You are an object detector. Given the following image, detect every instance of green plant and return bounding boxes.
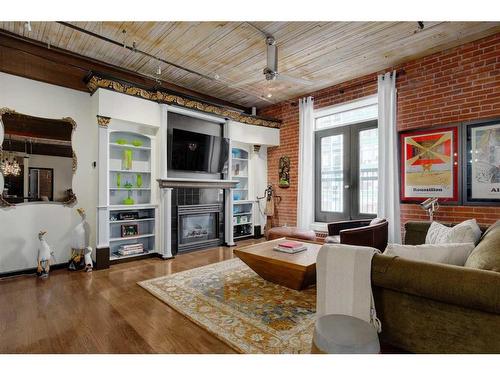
[116,138,127,145]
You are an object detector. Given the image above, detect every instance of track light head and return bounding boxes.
[25,21,32,32]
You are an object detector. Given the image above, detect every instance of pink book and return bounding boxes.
[279,241,303,249]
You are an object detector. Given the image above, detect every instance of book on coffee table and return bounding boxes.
[273,240,307,254]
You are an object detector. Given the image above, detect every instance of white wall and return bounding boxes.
[0,72,97,273]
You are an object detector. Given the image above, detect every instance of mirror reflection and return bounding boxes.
[0,110,76,205]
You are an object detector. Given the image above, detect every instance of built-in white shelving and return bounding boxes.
[231,143,254,240]
[105,130,158,261]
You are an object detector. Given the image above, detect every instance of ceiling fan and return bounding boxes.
[234,35,314,91]
[261,36,313,86]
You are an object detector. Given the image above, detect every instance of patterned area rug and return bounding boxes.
[138,258,316,353]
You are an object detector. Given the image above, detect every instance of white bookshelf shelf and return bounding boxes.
[109,233,155,242]
[109,188,151,191]
[110,218,155,224]
[110,143,152,151]
[110,249,153,261]
[110,169,151,174]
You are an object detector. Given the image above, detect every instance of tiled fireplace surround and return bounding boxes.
[171,188,225,254]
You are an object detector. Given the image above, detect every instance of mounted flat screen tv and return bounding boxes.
[170,128,229,174]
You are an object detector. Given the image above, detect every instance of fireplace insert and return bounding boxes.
[177,203,223,252]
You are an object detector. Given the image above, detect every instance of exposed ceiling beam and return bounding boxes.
[0,29,249,112]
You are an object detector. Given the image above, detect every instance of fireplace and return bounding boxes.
[170,187,225,254]
[177,204,222,252]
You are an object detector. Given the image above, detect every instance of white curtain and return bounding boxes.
[297,96,315,230]
[377,72,402,243]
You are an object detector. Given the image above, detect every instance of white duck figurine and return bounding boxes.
[70,208,93,272]
[37,231,54,278]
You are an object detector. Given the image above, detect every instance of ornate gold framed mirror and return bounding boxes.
[0,108,77,207]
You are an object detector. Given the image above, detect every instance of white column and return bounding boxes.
[97,122,110,249]
[159,187,174,259]
[225,188,235,246]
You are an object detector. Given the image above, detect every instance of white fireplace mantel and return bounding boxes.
[157,178,239,189]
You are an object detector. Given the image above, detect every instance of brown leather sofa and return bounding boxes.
[325,218,388,251]
[371,220,500,353]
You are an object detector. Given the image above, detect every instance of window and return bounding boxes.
[314,97,378,222]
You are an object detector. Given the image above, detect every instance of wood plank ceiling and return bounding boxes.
[1,21,499,108]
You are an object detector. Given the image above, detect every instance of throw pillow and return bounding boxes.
[425,219,482,245]
[465,220,500,272]
[384,243,476,266]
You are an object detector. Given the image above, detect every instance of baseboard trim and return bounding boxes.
[0,262,69,279]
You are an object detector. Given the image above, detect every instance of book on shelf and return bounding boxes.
[118,243,144,255]
[273,241,307,254]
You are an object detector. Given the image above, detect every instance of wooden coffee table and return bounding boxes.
[233,238,322,290]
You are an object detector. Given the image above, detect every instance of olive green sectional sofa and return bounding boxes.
[371,220,500,353]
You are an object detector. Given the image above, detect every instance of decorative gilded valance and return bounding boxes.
[85,74,281,129]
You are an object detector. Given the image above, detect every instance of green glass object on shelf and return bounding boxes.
[116,138,127,145]
[116,173,121,188]
[131,140,143,147]
[123,190,135,205]
[136,174,143,188]
[123,149,133,170]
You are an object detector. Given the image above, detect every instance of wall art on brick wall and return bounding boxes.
[400,126,460,203]
[279,156,291,188]
[462,119,500,205]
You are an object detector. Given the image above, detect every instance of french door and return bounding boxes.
[315,120,378,222]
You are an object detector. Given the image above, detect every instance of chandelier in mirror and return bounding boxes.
[1,138,21,177]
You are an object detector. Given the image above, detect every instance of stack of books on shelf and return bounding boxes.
[118,243,144,256]
[273,241,307,254]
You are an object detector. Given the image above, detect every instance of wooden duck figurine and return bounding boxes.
[37,231,53,278]
[69,208,93,272]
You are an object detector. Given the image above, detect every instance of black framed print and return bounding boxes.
[462,118,500,205]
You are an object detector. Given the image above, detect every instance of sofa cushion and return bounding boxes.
[425,219,481,245]
[384,243,475,266]
[465,220,500,272]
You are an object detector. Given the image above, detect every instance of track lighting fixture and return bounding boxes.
[418,21,424,30]
[25,21,32,32]
[122,29,127,48]
[266,93,272,98]
[156,65,162,75]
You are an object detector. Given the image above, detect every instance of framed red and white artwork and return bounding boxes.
[400,126,460,203]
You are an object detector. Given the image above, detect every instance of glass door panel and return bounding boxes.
[320,134,344,212]
[358,128,378,215]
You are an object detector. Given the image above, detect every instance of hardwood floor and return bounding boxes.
[0,238,263,353]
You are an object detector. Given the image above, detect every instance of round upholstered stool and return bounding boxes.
[266,226,316,242]
[311,314,380,354]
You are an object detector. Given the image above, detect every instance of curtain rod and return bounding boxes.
[288,68,405,106]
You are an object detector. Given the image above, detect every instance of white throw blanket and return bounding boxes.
[316,244,382,332]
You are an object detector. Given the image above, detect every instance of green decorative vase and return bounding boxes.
[123,190,135,205]
[123,149,133,170]
[136,174,143,188]
[116,173,121,188]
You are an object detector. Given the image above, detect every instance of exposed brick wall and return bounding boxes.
[260,32,500,232]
